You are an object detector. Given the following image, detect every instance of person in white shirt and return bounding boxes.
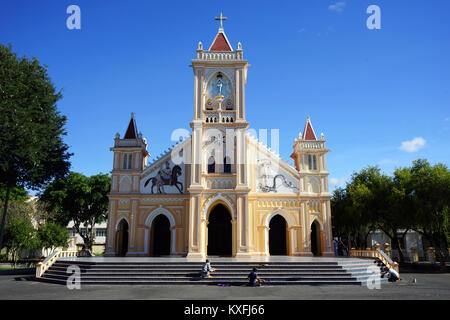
[382,266,400,282]
[201,259,215,278]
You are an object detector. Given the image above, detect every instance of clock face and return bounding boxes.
[208,73,231,100]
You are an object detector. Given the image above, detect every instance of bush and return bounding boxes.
[38,221,69,255]
[3,217,40,267]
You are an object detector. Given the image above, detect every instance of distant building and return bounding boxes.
[67,221,107,255]
[368,230,426,261]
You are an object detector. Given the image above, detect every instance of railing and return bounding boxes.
[196,51,243,61]
[203,174,236,190]
[114,138,146,148]
[35,249,78,278]
[295,141,325,150]
[350,249,400,275]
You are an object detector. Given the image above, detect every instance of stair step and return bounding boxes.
[39,258,385,286]
[39,277,375,286]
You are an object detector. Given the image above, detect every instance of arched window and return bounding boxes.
[307,154,317,171]
[123,153,132,169]
[224,157,231,173]
[208,156,215,173]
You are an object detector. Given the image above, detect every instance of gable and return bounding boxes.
[247,135,299,194]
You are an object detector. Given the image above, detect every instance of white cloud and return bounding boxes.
[297,28,306,33]
[328,2,346,13]
[398,137,426,153]
[330,177,347,189]
[377,159,398,165]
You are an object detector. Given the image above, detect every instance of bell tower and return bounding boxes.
[187,13,251,258]
[189,13,250,191]
[110,113,149,194]
[290,116,334,256]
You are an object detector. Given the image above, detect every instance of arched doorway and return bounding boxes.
[116,219,129,257]
[269,215,287,255]
[207,204,232,256]
[151,214,171,256]
[311,220,322,256]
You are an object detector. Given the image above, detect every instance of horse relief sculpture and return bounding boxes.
[144,161,183,194]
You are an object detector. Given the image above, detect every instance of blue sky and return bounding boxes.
[1,0,449,192]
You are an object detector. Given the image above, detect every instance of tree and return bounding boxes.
[40,172,111,251]
[0,44,72,251]
[3,217,40,267]
[0,184,28,203]
[332,187,373,253]
[332,160,449,264]
[407,159,450,265]
[348,167,412,262]
[37,221,69,256]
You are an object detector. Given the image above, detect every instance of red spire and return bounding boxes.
[210,33,232,51]
[302,117,317,141]
[124,113,138,139]
[209,13,232,51]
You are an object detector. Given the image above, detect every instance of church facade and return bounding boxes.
[104,16,334,258]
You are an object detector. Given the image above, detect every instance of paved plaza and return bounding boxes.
[1,270,449,300]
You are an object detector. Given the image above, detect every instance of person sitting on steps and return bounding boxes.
[381,265,401,282]
[248,267,264,286]
[201,259,215,278]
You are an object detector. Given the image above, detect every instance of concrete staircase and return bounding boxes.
[37,258,387,286]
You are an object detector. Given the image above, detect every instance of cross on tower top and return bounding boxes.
[215,12,227,31]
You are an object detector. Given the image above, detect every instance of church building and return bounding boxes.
[104,14,334,258]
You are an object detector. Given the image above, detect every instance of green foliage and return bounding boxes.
[0,185,28,202]
[3,217,40,267]
[1,199,33,226]
[0,44,72,190]
[0,44,72,250]
[40,172,111,250]
[332,159,450,263]
[405,160,450,262]
[38,221,69,252]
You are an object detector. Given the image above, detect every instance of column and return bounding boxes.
[187,194,204,258]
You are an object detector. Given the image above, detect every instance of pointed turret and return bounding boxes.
[110,113,149,193]
[291,116,329,172]
[210,33,233,51]
[302,116,317,141]
[209,12,233,51]
[124,112,138,139]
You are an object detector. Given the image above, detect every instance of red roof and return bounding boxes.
[210,33,232,51]
[124,117,138,139]
[302,120,317,141]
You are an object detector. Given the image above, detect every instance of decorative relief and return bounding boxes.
[308,200,321,213]
[142,160,184,194]
[256,199,300,208]
[257,159,299,193]
[119,175,132,193]
[141,198,184,206]
[307,176,321,194]
[201,192,235,212]
[204,68,235,89]
[118,199,130,210]
[206,177,234,189]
